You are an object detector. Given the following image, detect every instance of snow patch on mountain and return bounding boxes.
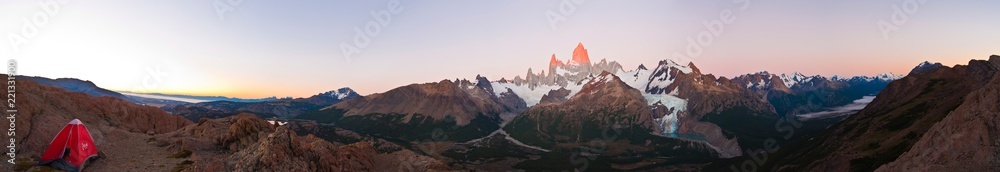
[618,65,688,135]
[649,71,678,89]
[913,61,944,71]
[554,67,580,76]
[491,82,584,107]
[590,72,614,84]
[660,59,694,74]
[875,72,904,81]
[616,67,653,91]
[746,78,768,89]
[321,88,358,99]
[832,73,904,82]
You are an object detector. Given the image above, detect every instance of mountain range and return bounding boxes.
[121,91,279,103]
[7,44,997,171]
[295,43,916,170]
[165,87,361,121]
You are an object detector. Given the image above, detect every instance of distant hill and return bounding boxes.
[119,91,278,103]
[22,76,139,103]
[165,87,362,121]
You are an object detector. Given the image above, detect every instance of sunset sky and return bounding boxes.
[2,0,998,98]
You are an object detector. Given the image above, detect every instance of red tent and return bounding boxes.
[38,119,99,172]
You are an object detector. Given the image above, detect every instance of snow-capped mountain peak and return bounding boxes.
[909,61,945,75]
[319,87,359,99]
[656,59,695,74]
[779,72,815,88]
[491,43,625,107]
[875,72,904,81]
[588,72,614,85]
[916,61,934,68]
[568,42,591,66]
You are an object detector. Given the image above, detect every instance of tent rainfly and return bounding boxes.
[38,119,100,172]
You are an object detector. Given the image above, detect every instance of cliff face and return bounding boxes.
[879,58,1000,171]
[570,42,591,65]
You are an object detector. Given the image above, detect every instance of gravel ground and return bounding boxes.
[28,127,189,172]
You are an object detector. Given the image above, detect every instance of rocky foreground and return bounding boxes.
[157,113,449,171]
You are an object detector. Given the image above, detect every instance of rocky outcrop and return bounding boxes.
[372,148,453,171]
[496,88,528,113]
[157,114,447,171]
[537,88,570,104]
[991,55,1000,68]
[161,113,273,153]
[570,42,591,65]
[226,127,376,171]
[548,54,564,76]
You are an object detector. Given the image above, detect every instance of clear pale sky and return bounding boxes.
[2,0,998,98]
